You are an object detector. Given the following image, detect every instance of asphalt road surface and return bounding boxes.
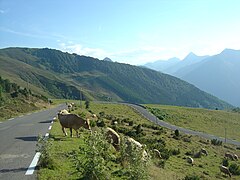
[0,104,65,180]
[125,103,240,146]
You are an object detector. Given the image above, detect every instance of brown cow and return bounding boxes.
[58,112,91,137]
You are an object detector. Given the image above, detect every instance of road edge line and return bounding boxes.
[25,152,41,175]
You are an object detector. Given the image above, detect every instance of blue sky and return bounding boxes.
[0,0,240,65]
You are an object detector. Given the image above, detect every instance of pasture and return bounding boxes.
[38,102,240,179]
[146,104,240,142]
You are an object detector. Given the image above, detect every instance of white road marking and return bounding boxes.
[48,126,52,130]
[8,118,14,121]
[25,152,41,175]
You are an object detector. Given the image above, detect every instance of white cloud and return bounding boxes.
[57,36,240,66]
[58,41,175,65]
[58,40,166,64]
[59,42,109,60]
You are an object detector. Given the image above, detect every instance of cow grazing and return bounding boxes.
[58,112,91,137]
[219,165,231,177]
[233,154,238,161]
[201,148,208,156]
[225,152,234,160]
[153,149,162,159]
[186,156,194,166]
[106,127,120,151]
[126,137,148,159]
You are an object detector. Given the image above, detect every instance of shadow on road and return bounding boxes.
[39,119,53,123]
[0,167,27,173]
[15,136,38,141]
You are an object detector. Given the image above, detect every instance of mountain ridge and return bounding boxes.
[144,48,240,106]
[0,47,233,109]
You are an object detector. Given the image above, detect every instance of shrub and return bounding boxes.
[10,91,19,98]
[71,130,112,179]
[128,121,134,126]
[99,111,105,117]
[185,151,194,156]
[37,135,54,169]
[222,158,229,167]
[171,148,180,156]
[160,148,171,160]
[97,119,106,127]
[183,137,191,143]
[90,119,96,127]
[120,137,150,180]
[85,100,90,109]
[174,129,180,137]
[153,130,162,135]
[135,124,143,134]
[184,174,200,180]
[155,159,165,168]
[229,163,240,175]
[211,139,222,146]
[126,130,137,138]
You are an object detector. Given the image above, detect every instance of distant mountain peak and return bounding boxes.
[184,52,197,59]
[220,48,240,55]
[103,57,112,62]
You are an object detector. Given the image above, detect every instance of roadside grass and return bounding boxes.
[38,102,240,180]
[0,95,50,122]
[146,104,240,141]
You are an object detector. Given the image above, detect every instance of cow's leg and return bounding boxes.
[75,129,79,137]
[62,127,67,136]
[70,128,73,137]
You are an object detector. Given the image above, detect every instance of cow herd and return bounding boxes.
[56,103,239,178]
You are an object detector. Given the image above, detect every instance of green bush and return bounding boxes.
[155,159,165,168]
[229,163,240,175]
[37,135,54,169]
[211,139,222,146]
[97,119,106,127]
[90,119,96,127]
[85,100,90,109]
[184,174,200,180]
[128,121,134,126]
[171,148,180,156]
[174,129,180,137]
[99,111,105,117]
[71,130,112,180]
[222,158,229,167]
[120,137,150,180]
[135,124,143,134]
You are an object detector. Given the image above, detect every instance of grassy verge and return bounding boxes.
[0,95,50,121]
[38,102,240,180]
[146,104,240,141]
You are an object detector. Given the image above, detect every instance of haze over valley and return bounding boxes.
[144,49,240,107]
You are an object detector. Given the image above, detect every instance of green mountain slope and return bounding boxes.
[0,47,233,109]
[0,76,49,121]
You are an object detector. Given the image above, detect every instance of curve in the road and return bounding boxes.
[124,103,240,146]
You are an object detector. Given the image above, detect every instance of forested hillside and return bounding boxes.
[0,76,49,121]
[0,47,233,109]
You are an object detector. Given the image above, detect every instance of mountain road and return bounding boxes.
[124,103,240,146]
[0,104,65,180]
